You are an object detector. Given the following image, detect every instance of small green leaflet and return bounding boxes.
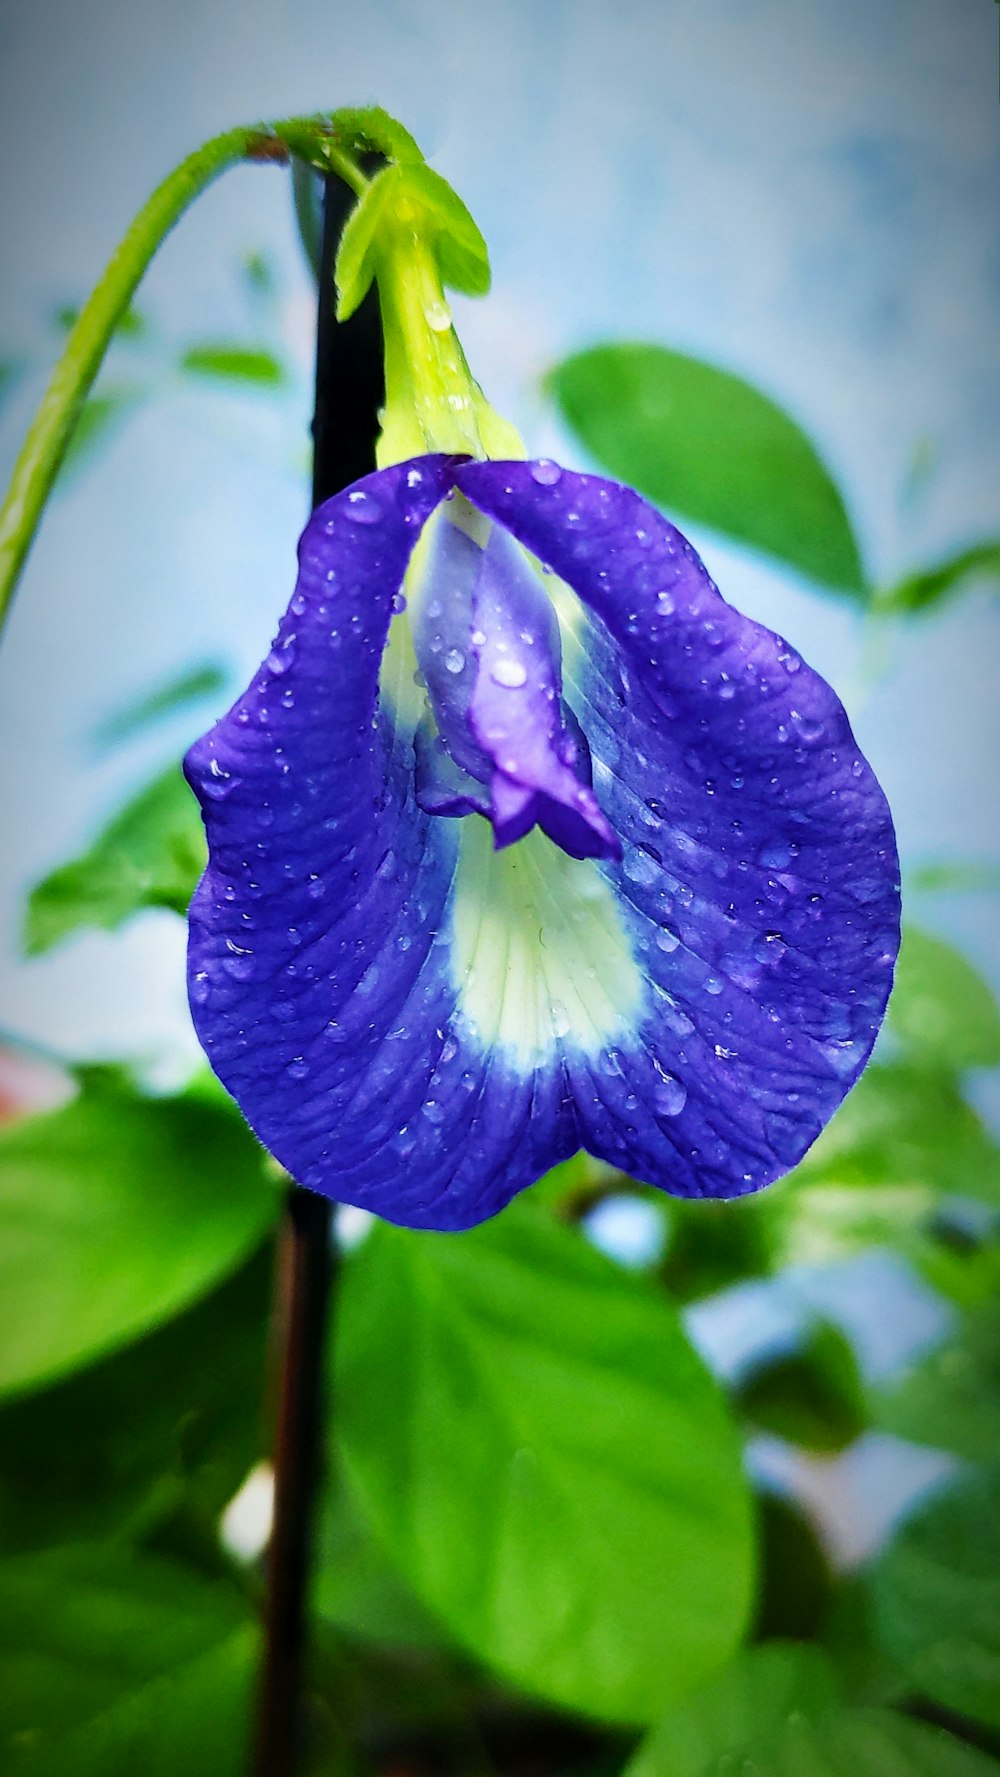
[178,342,286,386]
[24,763,206,955]
[880,539,1000,616]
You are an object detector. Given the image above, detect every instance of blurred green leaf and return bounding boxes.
[890,927,1000,1071]
[752,1491,836,1643]
[179,342,286,386]
[240,250,275,296]
[336,1199,754,1725]
[0,1070,280,1397]
[0,359,19,406]
[0,1545,255,1776]
[659,1191,775,1302]
[23,763,206,955]
[57,385,145,483]
[549,344,866,597]
[91,662,228,751]
[881,539,1000,616]
[872,1465,1000,1731]
[736,1320,867,1453]
[0,1244,271,1553]
[870,1302,1000,1465]
[910,860,1000,896]
[55,304,147,339]
[789,1062,1000,1205]
[624,1641,840,1777]
[315,1465,451,1651]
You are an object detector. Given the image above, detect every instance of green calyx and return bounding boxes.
[323,112,523,464]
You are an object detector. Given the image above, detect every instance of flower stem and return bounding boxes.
[0,115,368,638]
[251,168,383,1777]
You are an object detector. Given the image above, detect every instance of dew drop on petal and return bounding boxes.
[530,459,562,486]
[654,1071,687,1116]
[490,657,528,688]
[444,647,465,674]
[345,489,382,524]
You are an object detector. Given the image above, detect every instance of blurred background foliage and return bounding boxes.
[0,206,998,1774]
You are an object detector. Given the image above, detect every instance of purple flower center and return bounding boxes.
[411,498,620,862]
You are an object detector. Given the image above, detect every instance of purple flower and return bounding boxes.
[185,455,900,1231]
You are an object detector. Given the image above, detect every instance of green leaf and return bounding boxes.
[0,359,19,406]
[910,859,1000,896]
[335,162,490,321]
[889,927,1000,1071]
[23,763,206,955]
[549,344,866,597]
[870,1301,1000,1465]
[178,342,286,386]
[57,385,144,483]
[0,1545,255,1776]
[881,539,1000,616]
[624,1641,841,1777]
[871,1464,1000,1730]
[752,1492,836,1642]
[55,304,147,340]
[315,1465,451,1651]
[0,1070,279,1397]
[91,662,228,750]
[789,1062,1000,1205]
[0,1244,271,1553]
[330,103,424,164]
[336,1199,754,1725]
[736,1320,867,1453]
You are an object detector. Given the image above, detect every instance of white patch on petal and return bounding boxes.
[449,817,644,1067]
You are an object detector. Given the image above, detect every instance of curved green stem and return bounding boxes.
[0,116,365,636]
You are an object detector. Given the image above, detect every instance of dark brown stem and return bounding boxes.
[251,168,384,1777]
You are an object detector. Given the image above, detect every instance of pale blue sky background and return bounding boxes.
[0,0,998,1080]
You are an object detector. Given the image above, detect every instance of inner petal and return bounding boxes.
[412,502,619,862]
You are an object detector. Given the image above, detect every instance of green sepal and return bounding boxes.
[335,161,490,322]
[328,104,423,163]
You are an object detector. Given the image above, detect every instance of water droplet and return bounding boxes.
[530,458,562,486]
[623,848,658,887]
[655,927,680,953]
[391,591,408,615]
[444,647,465,674]
[550,1001,571,1039]
[490,657,528,688]
[191,971,210,1004]
[286,1057,310,1081]
[423,1098,445,1124]
[424,299,452,332]
[345,489,381,524]
[654,1071,687,1116]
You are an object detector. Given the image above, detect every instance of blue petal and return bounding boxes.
[185,458,579,1229]
[456,459,901,1197]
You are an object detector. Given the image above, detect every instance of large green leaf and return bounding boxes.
[0,1244,271,1553]
[889,927,1000,1071]
[870,1302,1000,1465]
[549,344,866,597]
[624,1642,840,1777]
[23,763,206,954]
[315,1465,450,1651]
[0,1545,255,1776]
[0,1070,280,1397]
[871,1464,1000,1731]
[335,1200,754,1725]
